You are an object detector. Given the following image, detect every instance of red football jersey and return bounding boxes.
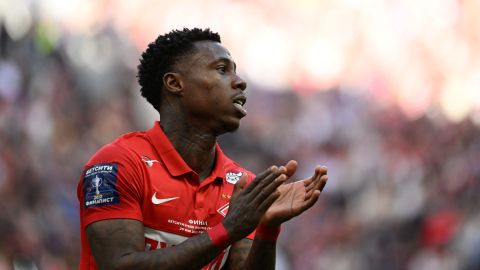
[77,122,255,270]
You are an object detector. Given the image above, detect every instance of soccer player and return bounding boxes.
[77,28,328,270]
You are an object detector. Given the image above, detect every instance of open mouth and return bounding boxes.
[233,96,247,116]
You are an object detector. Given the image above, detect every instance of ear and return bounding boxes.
[163,72,184,95]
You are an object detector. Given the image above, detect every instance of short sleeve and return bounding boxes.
[77,143,144,228]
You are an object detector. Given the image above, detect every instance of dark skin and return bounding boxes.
[86,40,328,270]
[226,161,327,270]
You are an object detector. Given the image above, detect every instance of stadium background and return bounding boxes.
[1,0,479,269]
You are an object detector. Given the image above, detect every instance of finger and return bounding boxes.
[243,166,278,194]
[300,190,321,212]
[304,168,320,194]
[284,160,298,177]
[302,178,313,186]
[252,173,287,204]
[294,165,327,204]
[302,179,313,196]
[309,165,327,183]
[308,173,327,191]
[232,174,248,198]
[312,173,328,191]
[305,166,327,192]
[316,165,328,175]
[319,175,328,191]
[305,166,327,199]
[257,188,281,214]
[250,166,282,194]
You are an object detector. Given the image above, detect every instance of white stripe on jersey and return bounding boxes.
[144,227,231,270]
[144,227,189,246]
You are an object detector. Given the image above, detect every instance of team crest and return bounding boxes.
[217,203,229,217]
[225,171,243,184]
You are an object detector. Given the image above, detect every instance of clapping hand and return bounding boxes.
[261,160,328,227]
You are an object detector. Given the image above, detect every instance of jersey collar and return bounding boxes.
[146,122,226,181]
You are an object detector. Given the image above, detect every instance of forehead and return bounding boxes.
[188,41,233,64]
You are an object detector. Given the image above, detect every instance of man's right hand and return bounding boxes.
[222,166,287,241]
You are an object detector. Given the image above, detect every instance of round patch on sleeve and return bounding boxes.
[83,163,120,208]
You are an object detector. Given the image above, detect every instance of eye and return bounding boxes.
[216,65,227,74]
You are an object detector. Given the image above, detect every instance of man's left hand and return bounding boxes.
[260,160,328,227]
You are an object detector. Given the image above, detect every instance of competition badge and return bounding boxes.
[83,163,120,208]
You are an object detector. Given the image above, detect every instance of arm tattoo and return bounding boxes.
[223,239,252,270]
[243,237,277,270]
[87,219,222,270]
[224,237,276,270]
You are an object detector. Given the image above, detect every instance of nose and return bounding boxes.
[232,74,247,91]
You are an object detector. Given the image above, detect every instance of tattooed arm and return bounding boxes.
[223,238,276,270]
[87,219,221,270]
[223,239,253,270]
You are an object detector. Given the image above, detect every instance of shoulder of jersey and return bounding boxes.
[87,131,150,163]
[112,131,153,154]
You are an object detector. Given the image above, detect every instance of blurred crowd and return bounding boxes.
[225,89,480,270]
[1,7,480,270]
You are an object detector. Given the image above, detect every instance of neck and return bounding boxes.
[159,115,217,181]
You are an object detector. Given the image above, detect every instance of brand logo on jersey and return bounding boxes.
[217,203,229,217]
[225,171,243,184]
[142,155,160,167]
[151,192,179,205]
[83,163,119,208]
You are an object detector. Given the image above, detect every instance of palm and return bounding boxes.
[262,181,309,225]
[260,162,327,227]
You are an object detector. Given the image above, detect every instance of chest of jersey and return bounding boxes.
[140,158,233,238]
[139,158,235,270]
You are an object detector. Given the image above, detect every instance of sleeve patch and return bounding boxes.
[83,163,120,208]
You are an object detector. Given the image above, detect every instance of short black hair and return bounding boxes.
[137,28,221,111]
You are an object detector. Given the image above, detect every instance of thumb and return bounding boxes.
[232,173,248,198]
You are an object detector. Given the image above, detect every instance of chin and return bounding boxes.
[220,119,241,134]
[224,122,241,133]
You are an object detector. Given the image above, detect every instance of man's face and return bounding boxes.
[176,41,247,135]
